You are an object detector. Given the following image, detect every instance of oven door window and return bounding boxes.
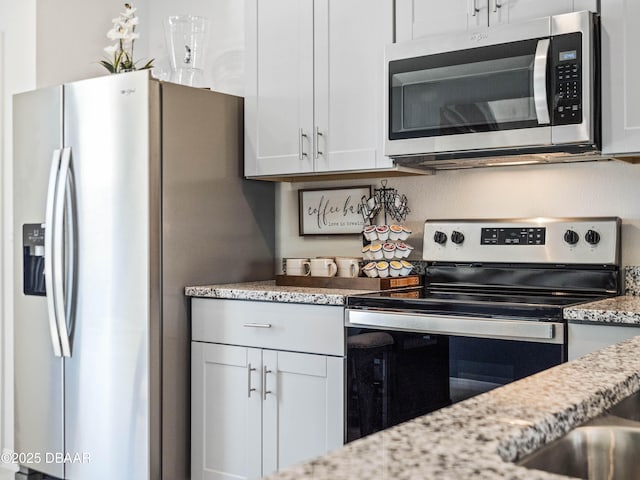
[389,39,546,139]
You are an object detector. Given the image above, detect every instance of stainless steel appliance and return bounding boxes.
[385,11,600,169]
[13,71,275,480]
[345,218,620,442]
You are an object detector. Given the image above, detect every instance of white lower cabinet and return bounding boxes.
[568,323,640,361]
[191,299,344,480]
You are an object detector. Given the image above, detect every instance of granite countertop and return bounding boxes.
[267,336,640,480]
[564,295,640,325]
[185,280,368,306]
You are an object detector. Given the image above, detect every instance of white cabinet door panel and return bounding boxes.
[410,0,483,39]
[490,0,575,26]
[192,343,262,480]
[262,350,344,476]
[314,0,393,172]
[245,0,314,176]
[601,0,640,155]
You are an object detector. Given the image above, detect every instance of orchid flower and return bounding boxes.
[99,3,153,74]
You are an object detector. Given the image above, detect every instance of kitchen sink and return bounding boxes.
[518,390,640,479]
[518,425,640,479]
[607,390,640,422]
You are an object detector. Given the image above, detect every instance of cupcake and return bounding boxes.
[389,260,403,277]
[389,224,403,241]
[376,261,390,278]
[376,225,390,241]
[400,226,412,241]
[382,242,396,259]
[363,262,378,278]
[363,225,377,241]
[370,243,383,260]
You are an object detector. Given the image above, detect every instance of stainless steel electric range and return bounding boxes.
[345,217,621,442]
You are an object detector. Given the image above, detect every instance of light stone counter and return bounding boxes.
[266,336,640,480]
[185,280,369,306]
[564,295,640,325]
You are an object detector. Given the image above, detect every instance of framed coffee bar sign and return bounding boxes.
[298,186,371,236]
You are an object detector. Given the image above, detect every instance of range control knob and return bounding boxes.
[433,231,448,245]
[585,229,601,245]
[564,229,580,245]
[451,231,465,245]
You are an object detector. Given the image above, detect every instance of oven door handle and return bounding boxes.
[533,38,551,125]
[346,310,562,344]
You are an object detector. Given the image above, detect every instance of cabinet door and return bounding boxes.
[192,343,262,480]
[396,0,486,41]
[262,350,344,476]
[601,0,640,156]
[489,0,575,26]
[313,0,394,172]
[245,0,314,176]
[568,324,640,361]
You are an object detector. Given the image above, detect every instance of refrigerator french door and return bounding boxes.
[14,71,156,480]
[13,71,275,479]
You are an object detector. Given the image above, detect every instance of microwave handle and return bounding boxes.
[533,38,551,125]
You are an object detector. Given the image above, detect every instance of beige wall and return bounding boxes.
[276,160,640,272]
[35,0,134,88]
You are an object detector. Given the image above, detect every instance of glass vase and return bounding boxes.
[164,15,210,87]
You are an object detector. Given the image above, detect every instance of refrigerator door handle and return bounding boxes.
[54,147,73,357]
[44,149,63,357]
[64,148,78,355]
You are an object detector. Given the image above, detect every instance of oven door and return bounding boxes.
[345,309,566,442]
[384,11,595,159]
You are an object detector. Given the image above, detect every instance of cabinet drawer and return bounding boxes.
[192,298,344,356]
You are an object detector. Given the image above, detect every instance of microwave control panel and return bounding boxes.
[551,33,583,126]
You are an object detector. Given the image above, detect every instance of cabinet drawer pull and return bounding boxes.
[243,323,272,328]
[247,363,257,398]
[493,0,501,12]
[263,366,273,400]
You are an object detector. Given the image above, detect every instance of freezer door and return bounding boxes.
[13,86,65,478]
[62,71,152,479]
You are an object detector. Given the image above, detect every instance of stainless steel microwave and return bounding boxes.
[385,11,599,169]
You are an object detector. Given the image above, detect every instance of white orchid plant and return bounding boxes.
[100,3,153,73]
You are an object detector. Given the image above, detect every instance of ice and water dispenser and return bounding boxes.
[23,224,46,296]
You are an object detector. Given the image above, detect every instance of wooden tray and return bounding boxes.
[275,274,421,290]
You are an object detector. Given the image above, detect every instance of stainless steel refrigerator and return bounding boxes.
[13,71,275,480]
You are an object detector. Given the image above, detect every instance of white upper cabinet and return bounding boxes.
[245,0,315,176]
[397,0,599,41]
[313,0,393,172]
[245,0,393,177]
[489,0,578,27]
[396,0,484,41]
[601,0,640,156]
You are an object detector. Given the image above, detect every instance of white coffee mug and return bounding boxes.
[336,258,360,278]
[285,258,310,276]
[310,258,337,277]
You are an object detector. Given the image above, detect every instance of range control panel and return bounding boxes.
[423,218,620,265]
[481,227,546,246]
